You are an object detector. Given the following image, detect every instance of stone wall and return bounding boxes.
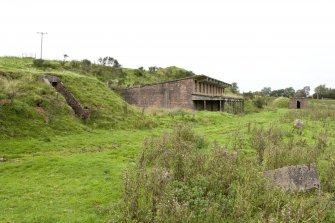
[124,78,195,109]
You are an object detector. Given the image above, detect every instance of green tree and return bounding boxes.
[303,86,310,97]
[270,89,285,97]
[148,66,158,73]
[81,59,92,72]
[98,56,121,68]
[261,87,271,96]
[230,82,239,94]
[295,89,305,97]
[283,87,295,97]
[314,84,327,99]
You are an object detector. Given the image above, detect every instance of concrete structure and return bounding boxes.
[289,97,307,109]
[124,75,244,113]
[41,75,90,119]
[264,164,320,192]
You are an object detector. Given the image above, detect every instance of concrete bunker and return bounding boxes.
[124,75,244,113]
[289,97,307,109]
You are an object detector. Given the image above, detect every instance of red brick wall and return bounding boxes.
[124,79,195,109]
[289,98,308,109]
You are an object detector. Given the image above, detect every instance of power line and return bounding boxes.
[37,32,48,59]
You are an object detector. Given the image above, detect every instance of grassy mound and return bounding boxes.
[271,97,289,108]
[0,57,153,139]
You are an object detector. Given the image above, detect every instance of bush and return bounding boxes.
[0,78,22,103]
[253,96,267,108]
[244,100,259,113]
[32,59,44,68]
[69,60,81,69]
[32,59,58,69]
[271,97,289,108]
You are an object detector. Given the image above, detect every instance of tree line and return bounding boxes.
[230,84,335,100]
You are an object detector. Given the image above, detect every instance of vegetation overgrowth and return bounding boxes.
[1,57,335,222]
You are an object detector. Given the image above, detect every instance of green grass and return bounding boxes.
[1,57,335,222]
[0,129,154,222]
[0,57,149,139]
[2,104,335,222]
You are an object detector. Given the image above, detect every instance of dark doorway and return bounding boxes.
[297,101,301,109]
[193,101,204,111]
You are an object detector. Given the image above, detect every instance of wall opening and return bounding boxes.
[297,100,301,109]
[194,101,204,110]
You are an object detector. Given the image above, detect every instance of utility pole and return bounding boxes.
[37,32,47,59]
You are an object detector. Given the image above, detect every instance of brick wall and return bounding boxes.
[124,78,195,109]
[289,98,308,109]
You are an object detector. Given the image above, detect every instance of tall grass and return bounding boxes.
[111,124,335,222]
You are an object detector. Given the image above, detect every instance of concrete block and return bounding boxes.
[264,164,320,192]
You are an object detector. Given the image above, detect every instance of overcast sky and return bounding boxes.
[1,0,334,92]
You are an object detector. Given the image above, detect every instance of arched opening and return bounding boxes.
[297,100,301,109]
[51,81,58,87]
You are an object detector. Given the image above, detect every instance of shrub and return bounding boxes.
[271,97,289,108]
[243,100,259,113]
[253,96,267,108]
[32,59,57,69]
[32,59,44,68]
[0,78,22,103]
[69,60,81,69]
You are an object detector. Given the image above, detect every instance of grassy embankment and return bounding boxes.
[1,57,335,222]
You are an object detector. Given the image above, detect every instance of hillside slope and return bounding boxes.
[0,57,151,139]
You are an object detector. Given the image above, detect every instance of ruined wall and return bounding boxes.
[124,79,195,109]
[289,97,308,109]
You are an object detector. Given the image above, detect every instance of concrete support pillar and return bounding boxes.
[240,100,243,113]
[204,100,206,111]
[236,101,238,113]
[231,101,233,113]
[240,100,242,113]
[219,100,222,112]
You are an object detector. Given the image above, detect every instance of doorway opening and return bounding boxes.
[297,100,301,109]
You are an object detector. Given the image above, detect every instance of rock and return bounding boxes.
[0,157,7,162]
[294,119,304,129]
[264,163,320,192]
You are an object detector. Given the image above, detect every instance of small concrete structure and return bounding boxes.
[289,97,307,109]
[264,164,320,192]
